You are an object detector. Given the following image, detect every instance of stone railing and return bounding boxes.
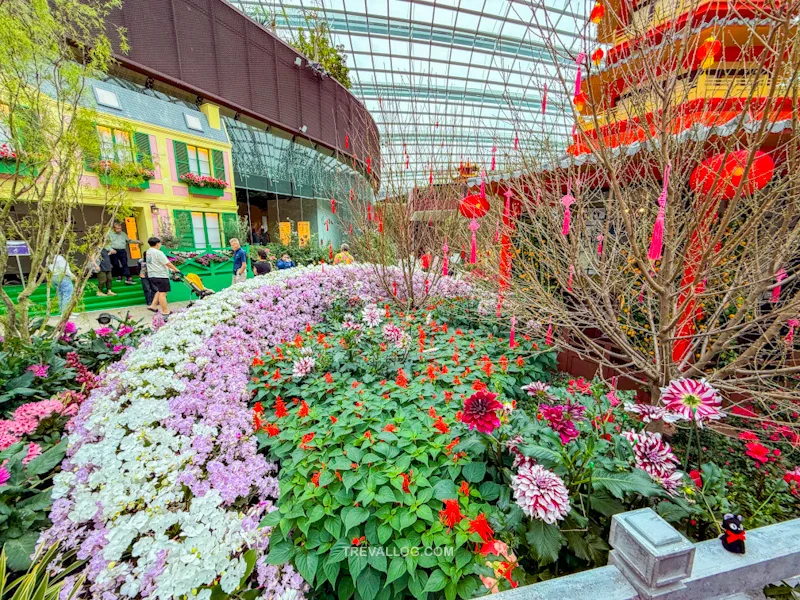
[494,508,800,600]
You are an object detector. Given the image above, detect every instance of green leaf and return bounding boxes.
[260,510,282,528]
[461,462,486,483]
[25,440,66,477]
[592,468,661,500]
[357,567,382,600]
[3,531,39,572]
[344,507,370,532]
[375,486,397,504]
[656,500,691,523]
[432,480,458,501]
[525,520,564,565]
[564,531,609,566]
[377,522,393,544]
[444,580,458,600]
[325,517,342,539]
[338,576,355,600]
[17,491,53,512]
[423,568,447,593]
[295,550,319,586]
[348,551,368,581]
[385,556,406,587]
[478,481,501,501]
[457,576,479,599]
[519,444,561,467]
[368,550,387,573]
[323,556,341,587]
[455,548,472,570]
[265,540,294,565]
[416,504,434,522]
[589,491,626,517]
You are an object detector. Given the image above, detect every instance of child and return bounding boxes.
[276,253,296,270]
[91,246,115,297]
[139,250,155,306]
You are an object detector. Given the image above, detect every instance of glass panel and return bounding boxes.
[97,126,115,160]
[113,129,132,163]
[187,145,199,175]
[197,148,211,176]
[205,213,222,248]
[191,212,207,248]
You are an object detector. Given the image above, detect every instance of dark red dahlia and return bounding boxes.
[461,391,503,434]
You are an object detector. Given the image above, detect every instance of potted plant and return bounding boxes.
[179,172,227,197]
[97,159,155,189]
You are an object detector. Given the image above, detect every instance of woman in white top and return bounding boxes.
[48,254,75,314]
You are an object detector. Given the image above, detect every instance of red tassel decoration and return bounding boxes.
[405,156,409,169]
[514,133,519,150]
[509,316,517,348]
[392,281,397,296]
[378,218,384,234]
[345,133,349,149]
[367,203,373,222]
[429,169,433,185]
[496,294,503,317]
[480,169,486,200]
[328,244,333,261]
[491,145,497,171]
[596,234,604,255]
[542,83,547,114]
[787,319,799,346]
[325,219,329,232]
[494,224,500,243]
[366,156,371,174]
[574,53,586,97]
[648,163,671,261]
[442,242,449,276]
[425,279,430,294]
[330,197,336,214]
[349,223,353,235]
[561,191,575,236]
[545,322,553,346]
[638,282,646,303]
[469,218,480,264]
[567,265,574,292]
[772,268,787,303]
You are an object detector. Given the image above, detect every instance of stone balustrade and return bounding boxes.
[493,508,800,600]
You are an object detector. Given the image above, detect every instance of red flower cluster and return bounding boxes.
[433,417,449,434]
[401,471,412,493]
[299,400,309,417]
[275,397,288,418]
[300,432,315,450]
[461,391,503,434]
[439,498,464,528]
[383,423,397,432]
[396,368,409,388]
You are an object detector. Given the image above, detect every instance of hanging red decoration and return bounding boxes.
[367,203,373,222]
[514,133,519,150]
[573,91,588,112]
[405,156,409,169]
[429,169,434,185]
[491,145,497,171]
[772,268,787,303]
[574,53,585,97]
[349,223,353,235]
[330,197,336,214]
[591,48,604,66]
[786,319,799,346]
[567,265,575,292]
[425,279,430,294]
[509,316,517,348]
[366,156,372,174]
[392,281,397,296]
[542,83,548,114]
[561,190,575,236]
[469,219,480,264]
[344,133,349,149]
[378,217,384,234]
[545,322,553,346]
[648,163,671,261]
[329,244,333,261]
[442,241,449,276]
[459,194,490,219]
[325,219,329,232]
[590,2,605,24]
[596,234,604,255]
[689,150,774,200]
[692,35,722,70]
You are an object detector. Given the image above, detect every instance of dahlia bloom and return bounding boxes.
[361,303,383,328]
[660,378,725,427]
[382,323,409,348]
[622,430,681,492]
[539,403,585,445]
[0,467,9,486]
[624,402,667,423]
[745,441,770,465]
[512,463,570,524]
[292,357,316,379]
[461,391,503,434]
[521,381,555,402]
[506,435,531,468]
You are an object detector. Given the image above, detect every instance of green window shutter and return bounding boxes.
[134,132,152,163]
[173,209,195,249]
[173,140,190,177]
[211,149,225,180]
[221,213,239,244]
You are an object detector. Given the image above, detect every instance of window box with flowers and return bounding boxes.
[96,159,155,190]
[0,143,35,176]
[180,172,227,197]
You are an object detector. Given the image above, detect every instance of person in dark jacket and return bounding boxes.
[91,246,115,296]
[253,249,272,276]
[139,251,155,306]
[276,253,296,270]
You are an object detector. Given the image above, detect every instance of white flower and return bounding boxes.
[512,464,570,524]
[361,303,382,327]
[292,357,316,379]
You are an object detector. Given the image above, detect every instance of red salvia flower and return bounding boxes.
[481,355,493,377]
[352,536,366,546]
[272,368,282,381]
[253,402,264,414]
[294,334,303,347]
[452,350,460,366]
[445,437,460,455]
[428,406,438,418]
[401,471,412,493]
[265,423,280,437]
[311,471,320,487]
[516,356,524,367]
[324,372,334,384]
[453,375,462,385]
[364,431,372,440]
[427,364,437,381]
[444,390,453,402]
[383,423,397,432]
[300,432,315,449]
[499,356,509,372]
[396,368,409,387]
[299,400,309,418]
[459,481,470,496]
[472,380,488,392]
[434,417,450,434]
[330,415,338,424]
[253,411,263,431]
[275,397,288,419]
[252,356,264,367]
[468,513,494,542]
[439,498,464,528]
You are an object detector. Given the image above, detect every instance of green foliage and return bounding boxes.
[0,544,85,600]
[251,233,332,267]
[291,14,351,89]
[68,314,148,371]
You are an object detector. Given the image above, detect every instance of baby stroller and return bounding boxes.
[171,271,214,307]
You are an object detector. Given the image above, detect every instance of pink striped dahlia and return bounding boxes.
[521,381,556,402]
[461,391,503,434]
[622,430,681,491]
[660,378,724,427]
[511,463,570,524]
[624,402,667,424]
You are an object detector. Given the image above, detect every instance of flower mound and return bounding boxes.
[512,464,570,524]
[42,265,468,600]
[660,378,725,427]
[461,390,503,433]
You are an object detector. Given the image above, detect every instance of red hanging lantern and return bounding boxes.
[366,156,372,174]
[694,35,722,70]
[590,2,605,24]
[459,194,490,219]
[591,48,604,66]
[689,150,774,200]
[573,91,588,112]
[344,133,349,149]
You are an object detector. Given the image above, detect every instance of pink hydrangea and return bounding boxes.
[512,463,571,524]
[26,364,49,378]
[22,442,42,465]
[660,378,725,428]
[0,467,9,486]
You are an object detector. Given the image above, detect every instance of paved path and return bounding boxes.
[51,302,191,332]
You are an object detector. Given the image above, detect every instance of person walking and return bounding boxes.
[48,254,75,314]
[231,238,248,284]
[145,237,179,318]
[333,243,355,265]
[139,250,155,306]
[91,246,115,297]
[276,253,296,270]
[253,249,272,276]
[106,222,139,285]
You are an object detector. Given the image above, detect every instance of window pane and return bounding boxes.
[205,213,221,248]
[114,129,132,163]
[191,212,207,248]
[197,148,211,176]
[187,145,199,175]
[98,126,115,160]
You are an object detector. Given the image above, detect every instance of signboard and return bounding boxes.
[279,221,292,246]
[125,217,142,259]
[7,241,30,256]
[297,221,310,247]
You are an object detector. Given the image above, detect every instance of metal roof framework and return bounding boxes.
[231,0,588,189]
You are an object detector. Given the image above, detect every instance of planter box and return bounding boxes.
[0,160,34,176]
[188,185,224,197]
[99,175,150,190]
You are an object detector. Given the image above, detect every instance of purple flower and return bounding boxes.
[0,467,10,486]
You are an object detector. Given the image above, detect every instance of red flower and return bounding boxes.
[252,356,264,367]
[738,431,759,441]
[401,471,412,493]
[731,405,758,418]
[445,437,460,455]
[480,355,493,377]
[299,400,309,418]
[300,432,315,449]
[253,402,264,414]
[461,391,503,434]
[330,415,338,424]
[472,380,488,392]
[459,481,470,496]
[499,356,509,372]
[351,536,366,546]
[433,416,450,434]
[275,398,288,419]
[427,364,437,381]
[311,471,321,487]
[428,406,437,418]
[516,356,524,367]
[468,513,493,542]
[689,469,703,488]
[444,391,453,402]
[453,375,462,385]
[745,442,770,465]
[324,372,334,384]
[272,368,282,381]
[364,431,372,440]
[253,411,263,431]
[439,498,464,528]
[567,378,591,395]
[383,423,397,432]
[265,423,280,437]
[396,368,409,388]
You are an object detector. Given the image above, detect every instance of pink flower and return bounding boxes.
[624,402,667,423]
[623,430,680,487]
[26,364,49,378]
[0,432,20,451]
[0,467,9,486]
[95,327,113,337]
[461,391,503,434]
[567,378,591,395]
[117,325,133,336]
[605,390,621,407]
[784,467,800,486]
[112,345,125,353]
[738,431,759,442]
[521,381,556,402]
[689,469,703,488]
[63,321,77,335]
[22,442,42,465]
[506,435,531,468]
[660,378,725,427]
[512,463,570,524]
[539,403,585,445]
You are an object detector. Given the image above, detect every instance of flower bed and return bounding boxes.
[42,266,469,599]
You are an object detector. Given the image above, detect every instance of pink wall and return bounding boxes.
[166,138,178,182]
[150,134,162,181]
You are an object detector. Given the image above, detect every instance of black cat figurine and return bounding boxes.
[720,514,746,554]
